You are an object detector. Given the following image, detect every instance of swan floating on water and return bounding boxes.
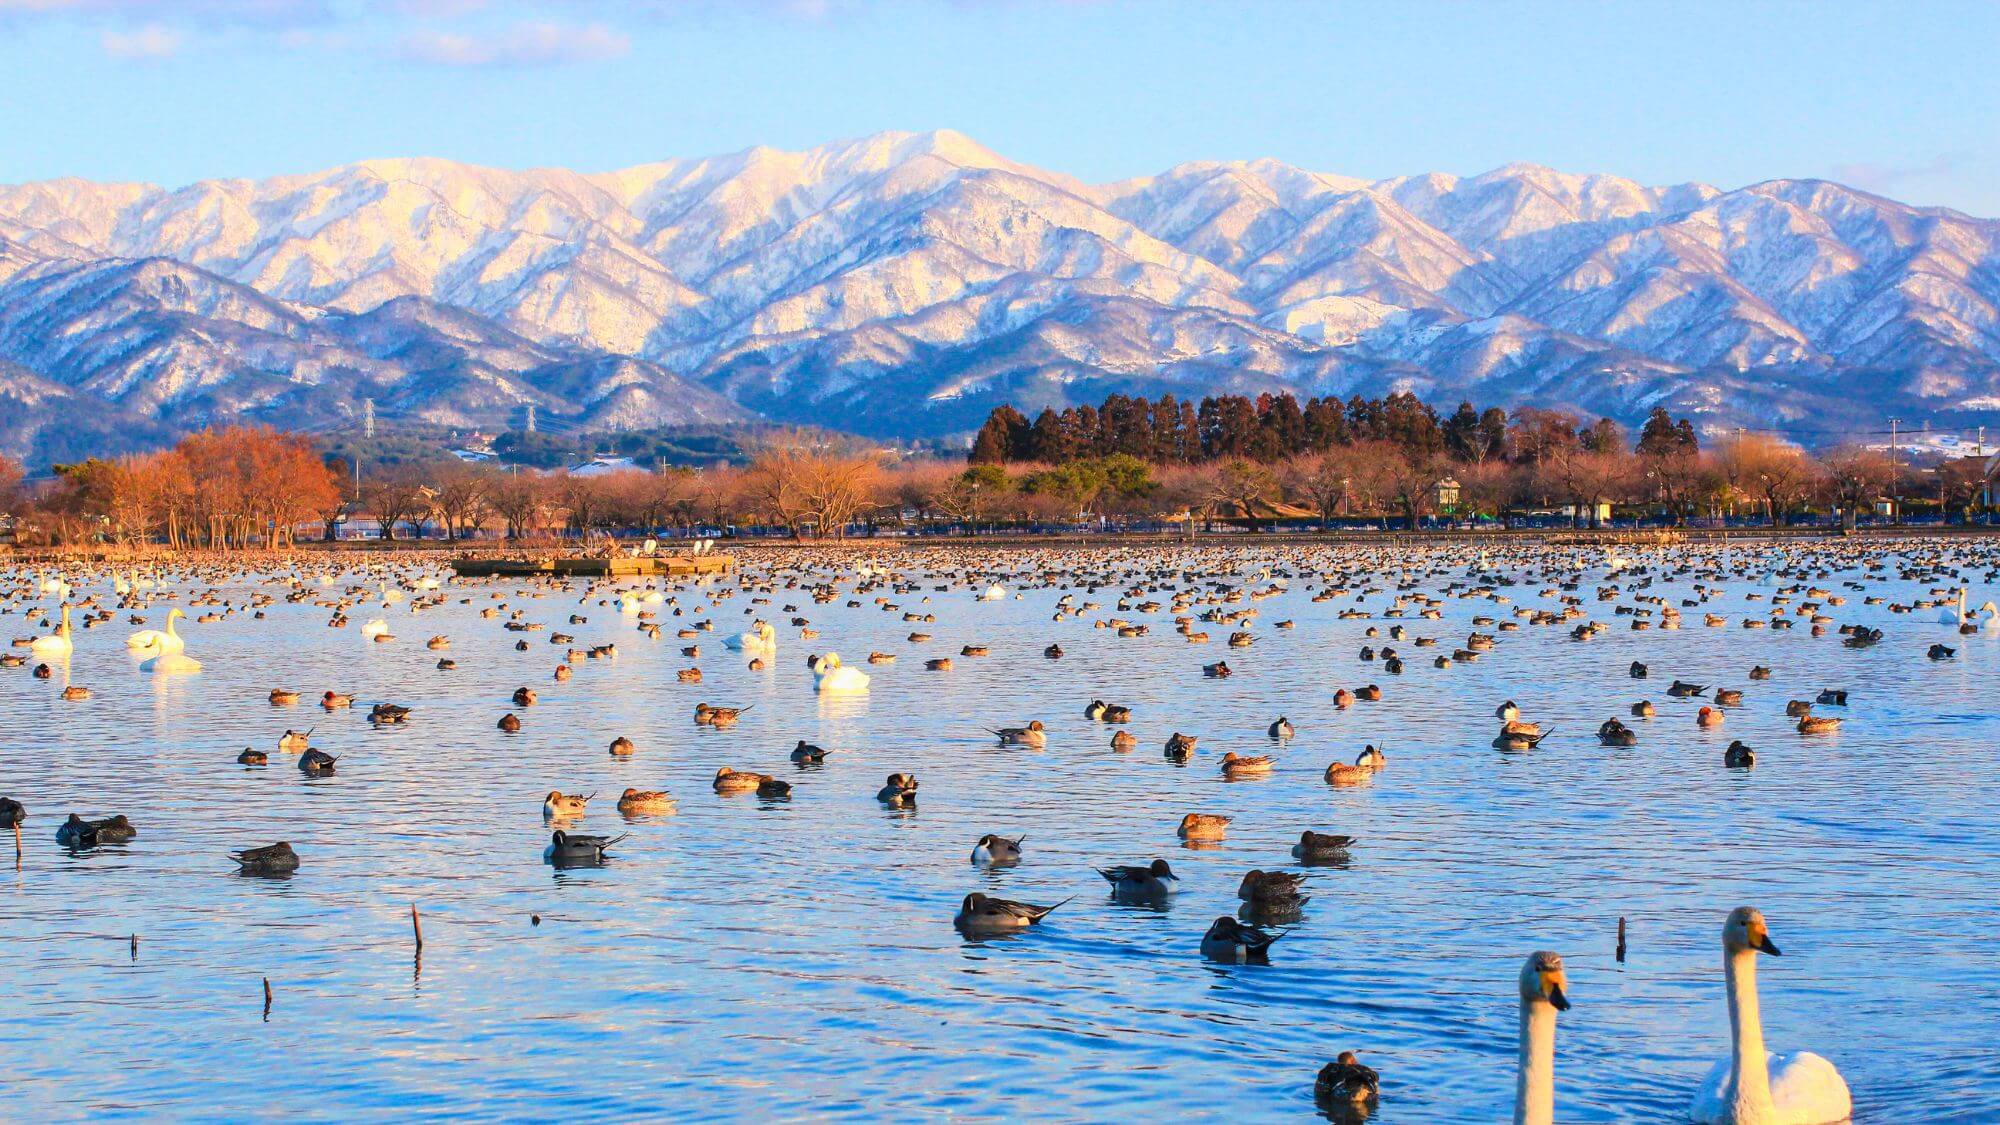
[360,618,391,639]
[810,652,870,694]
[29,605,74,660]
[725,620,776,655]
[127,608,188,656]
[1690,907,1850,1125]
[979,584,1007,601]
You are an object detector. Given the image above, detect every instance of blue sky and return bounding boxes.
[1,0,1994,215]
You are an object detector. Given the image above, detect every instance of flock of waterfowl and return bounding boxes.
[4,537,1998,1120]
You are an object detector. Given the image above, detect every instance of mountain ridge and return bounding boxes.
[1,129,1996,464]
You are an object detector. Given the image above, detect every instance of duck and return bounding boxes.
[1084,699,1107,720]
[616,788,676,815]
[876,773,920,807]
[1267,716,1295,738]
[1515,951,1572,1125]
[1043,643,1063,659]
[544,829,626,865]
[1100,704,1132,723]
[1495,722,1552,750]
[1097,858,1178,896]
[1796,715,1842,734]
[269,688,299,705]
[231,842,300,875]
[1598,718,1638,746]
[127,608,187,656]
[1293,830,1357,862]
[1631,700,1656,718]
[1202,660,1232,678]
[1749,666,1772,680]
[969,833,1024,865]
[60,685,91,700]
[1689,907,1851,1125]
[1496,699,1520,720]
[278,729,312,753]
[1334,687,1357,709]
[1928,643,1956,660]
[29,604,74,660]
[1698,706,1725,728]
[237,747,268,765]
[1354,745,1386,770]
[1315,1050,1381,1108]
[542,791,593,819]
[954,891,1065,933]
[1725,741,1757,768]
[1814,689,1848,707]
[298,748,338,775]
[1163,732,1198,761]
[1201,916,1283,964]
[512,686,538,706]
[321,690,354,709]
[989,720,1047,747]
[1220,751,1274,777]
[498,712,522,732]
[1237,869,1309,907]
[1668,680,1708,698]
[369,702,412,724]
[790,740,830,764]
[607,735,636,757]
[712,767,776,795]
[1714,688,1744,706]
[56,813,137,847]
[0,797,25,829]
[1325,757,1374,785]
[1110,730,1137,752]
[1177,813,1231,841]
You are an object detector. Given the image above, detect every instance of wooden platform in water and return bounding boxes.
[449,554,734,578]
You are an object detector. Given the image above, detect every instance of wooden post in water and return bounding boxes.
[411,903,424,952]
[262,977,273,1019]
[129,934,138,961]
[1616,916,1628,963]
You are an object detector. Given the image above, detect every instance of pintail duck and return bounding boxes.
[543,791,593,818]
[232,842,299,875]
[1238,869,1309,907]
[876,773,920,807]
[1666,680,1707,698]
[298,748,338,775]
[544,829,626,865]
[1221,752,1275,777]
[1598,718,1638,746]
[954,892,1068,933]
[1815,689,1849,706]
[989,720,1046,747]
[1084,699,1107,720]
[1098,858,1178,895]
[278,729,312,753]
[970,833,1024,864]
[1201,916,1284,964]
[1494,723,1552,750]
[58,813,137,847]
[1928,643,1956,660]
[1268,716,1294,738]
[1315,1051,1381,1106]
[369,702,412,724]
[1177,813,1231,841]
[1100,704,1132,724]
[1293,830,1357,861]
[1110,730,1137,752]
[321,691,353,709]
[1725,740,1756,767]
[790,740,830,764]
[1796,715,1842,734]
[616,788,676,814]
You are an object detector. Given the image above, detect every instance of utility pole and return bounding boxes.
[1888,418,1900,524]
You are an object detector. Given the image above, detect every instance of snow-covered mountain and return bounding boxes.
[2,129,1996,461]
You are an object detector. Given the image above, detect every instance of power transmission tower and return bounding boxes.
[363,398,376,439]
[525,404,537,434]
[1888,418,1900,523]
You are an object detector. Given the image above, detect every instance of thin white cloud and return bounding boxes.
[0,0,332,25]
[399,20,629,66]
[100,22,183,56]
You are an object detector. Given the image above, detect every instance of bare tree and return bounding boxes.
[1817,445,1894,530]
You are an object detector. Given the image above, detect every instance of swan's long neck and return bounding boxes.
[1725,947,1773,1120]
[167,613,180,639]
[1513,995,1557,1125]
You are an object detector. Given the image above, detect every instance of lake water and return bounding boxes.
[2,541,1998,1122]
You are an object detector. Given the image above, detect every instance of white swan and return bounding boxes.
[114,571,132,595]
[619,592,644,615]
[127,608,188,656]
[360,618,391,639]
[1514,950,1570,1125]
[725,620,776,655]
[1690,907,1851,1125]
[810,652,870,694]
[379,582,404,604]
[1978,601,2000,632]
[30,604,74,660]
[38,571,70,598]
[1936,587,1968,625]
[979,583,1007,601]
